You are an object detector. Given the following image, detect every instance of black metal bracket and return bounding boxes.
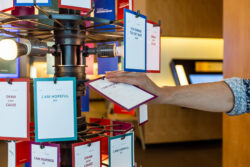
[53,75,57,84]
[88,140,92,147]
[154,20,162,27]
[7,78,12,85]
[136,10,141,18]
[121,134,126,140]
[40,143,45,149]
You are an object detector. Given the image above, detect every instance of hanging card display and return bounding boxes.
[8,141,16,167]
[117,0,133,20]
[138,104,148,125]
[147,21,161,73]
[0,79,30,141]
[124,9,147,72]
[34,77,77,142]
[94,0,118,74]
[14,0,51,6]
[0,0,14,12]
[16,141,30,165]
[59,0,92,11]
[72,138,102,167]
[81,86,89,112]
[30,142,60,167]
[109,133,134,167]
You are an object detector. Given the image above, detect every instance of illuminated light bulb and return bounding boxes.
[0,39,18,61]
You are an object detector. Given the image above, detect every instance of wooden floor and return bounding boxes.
[135,140,222,167]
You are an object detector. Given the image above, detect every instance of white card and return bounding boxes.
[60,0,92,10]
[73,141,101,167]
[87,78,156,111]
[0,81,28,139]
[16,0,50,5]
[139,104,148,125]
[124,9,147,72]
[0,0,14,12]
[34,78,77,142]
[109,133,134,167]
[8,141,16,167]
[147,22,161,72]
[31,143,59,167]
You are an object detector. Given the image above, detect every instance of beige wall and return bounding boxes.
[134,0,222,38]
[147,37,224,87]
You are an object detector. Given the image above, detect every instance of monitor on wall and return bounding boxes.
[171,59,223,86]
[189,74,223,84]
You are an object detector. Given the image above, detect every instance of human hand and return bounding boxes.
[105,71,162,102]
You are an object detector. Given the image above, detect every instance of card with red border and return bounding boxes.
[72,138,102,167]
[147,21,161,73]
[0,0,14,12]
[86,77,157,111]
[30,142,60,167]
[59,0,93,12]
[117,0,133,20]
[16,141,30,165]
[0,78,30,141]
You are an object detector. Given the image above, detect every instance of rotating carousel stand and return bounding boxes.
[0,5,125,167]
[53,8,121,167]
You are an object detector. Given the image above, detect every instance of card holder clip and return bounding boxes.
[136,10,141,18]
[153,20,161,27]
[121,134,126,140]
[40,143,45,149]
[7,78,12,85]
[53,75,57,84]
[88,141,92,147]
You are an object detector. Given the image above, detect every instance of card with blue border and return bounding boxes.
[33,77,77,142]
[14,0,51,6]
[124,8,147,72]
[109,133,134,167]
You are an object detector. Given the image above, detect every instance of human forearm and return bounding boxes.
[106,71,235,113]
[157,82,234,113]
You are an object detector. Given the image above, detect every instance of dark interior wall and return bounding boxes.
[134,0,223,38]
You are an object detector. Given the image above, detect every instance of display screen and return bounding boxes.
[189,74,223,84]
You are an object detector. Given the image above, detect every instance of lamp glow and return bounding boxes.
[175,65,189,86]
[0,39,18,61]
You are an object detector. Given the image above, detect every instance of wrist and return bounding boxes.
[155,86,176,104]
